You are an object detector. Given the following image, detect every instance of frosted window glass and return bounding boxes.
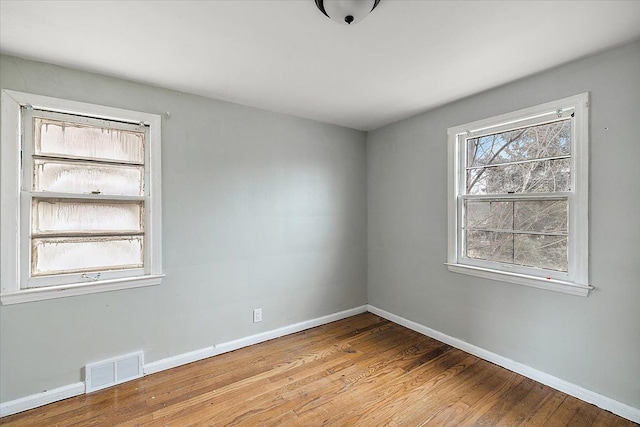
[32,236,143,276]
[33,200,143,234]
[33,159,144,196]
[35,118,144,164]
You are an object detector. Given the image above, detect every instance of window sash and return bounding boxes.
[463,107,575,140]
[461,196,570,236]
[33,115,145,164]
[31,235,144,277]
[456,194,572,281]
[20,108,152,289]
[31,198,144,236]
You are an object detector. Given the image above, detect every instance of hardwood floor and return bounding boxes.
[1,313,636,426]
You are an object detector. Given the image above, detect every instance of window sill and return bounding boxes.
[445,263,591,296]
[0,274,164,305]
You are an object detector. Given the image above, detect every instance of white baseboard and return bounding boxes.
[0,382,85,418]
[6,304,635,423]
[214,305,368,354]
[367,304,640,424]
[144,345,219,375]
[144,305,367,375]
[0,305,367,418]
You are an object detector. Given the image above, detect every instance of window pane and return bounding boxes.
[467,119,571,168]
[465,201,512,230]
[465,231,513,264]
[34,118,144,164]
[32,236,143,276]
[33,159,144,196]
[33,199,143,234]
[514,200,567,233]
[514,234,568,272]
[467,159,570,194]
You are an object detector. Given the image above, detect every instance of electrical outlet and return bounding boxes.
[253,308,262,323]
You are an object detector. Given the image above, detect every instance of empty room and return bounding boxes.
[0,1,639,425]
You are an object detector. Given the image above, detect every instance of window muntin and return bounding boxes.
[447,94,589,296]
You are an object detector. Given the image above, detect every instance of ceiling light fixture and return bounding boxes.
[315,0,381,25]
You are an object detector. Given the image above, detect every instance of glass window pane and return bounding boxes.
[34,118,144,164]
[465,231,513,264]
[514,234,568,272]
[33,199,143,234]
[33,159,144,196]
[467,159,570,195]
[465,201,512,230]
[467,119,571,168]
[514,200,567,234]
[32,236,143,276]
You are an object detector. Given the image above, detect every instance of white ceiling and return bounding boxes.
[2,1,640,131]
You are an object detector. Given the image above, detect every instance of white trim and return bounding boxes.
[214,305,367,354]
[3,305,636,423]
[146,112,163,277]
[447,93,590,295]
[143,346,219,376]
[1,90,159,124]
[144,305,368,375]
[447,94,586,138]
[0,274,163,305]
[0,90,21,299]
[0,382,85,418]
[572,94,589,287]
[445,263,591,296]
[0,306,366,416]
[0,89,163,304]
[367,305,640,424]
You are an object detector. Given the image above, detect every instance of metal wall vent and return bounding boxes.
[85,351,143,393]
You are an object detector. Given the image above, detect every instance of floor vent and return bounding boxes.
[85,351,144,393]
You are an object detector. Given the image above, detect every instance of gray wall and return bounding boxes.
[2,40,639,410]
[0,55,368,402]
[368,40,640,408]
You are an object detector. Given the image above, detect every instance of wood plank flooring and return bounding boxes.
[1,313,636,426]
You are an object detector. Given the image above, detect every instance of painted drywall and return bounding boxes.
[367,40,640,408]
[0,55,367,402]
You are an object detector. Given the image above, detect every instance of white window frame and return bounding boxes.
[1,90,163,304]
[446,93,590,296]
